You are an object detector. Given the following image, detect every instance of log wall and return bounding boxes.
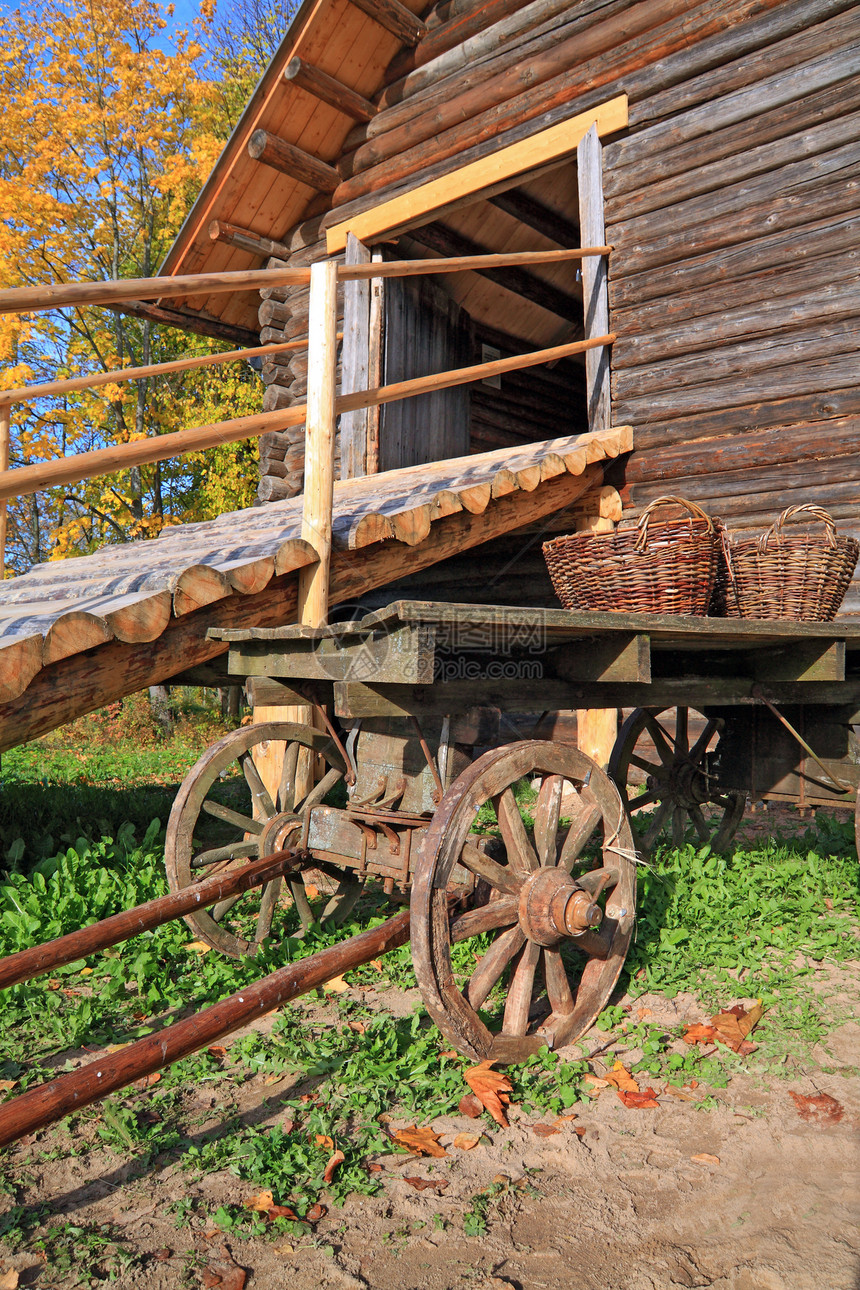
[255,0,860,612]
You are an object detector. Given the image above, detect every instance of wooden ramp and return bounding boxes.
[0,427,630,754]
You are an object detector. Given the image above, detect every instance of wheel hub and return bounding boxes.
[259,813,302,857]
[518,868,603,947]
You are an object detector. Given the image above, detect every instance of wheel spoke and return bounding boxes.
[642,798,672,850]
[277,741,300,813]
[255,876,283,944]
[451,897,519,941]
[503,940,541,1035]
[494,787,539,874]
[191,840,259,869]
[211,892,243,923]
[290,876,314,933]
[459,842,520,895]
[465,925,525,1010]
[559,799,602,871]
[671,807,686,849]
[544,948,575,1017]
[675,707,689,754]
[627,787,660,812]
[642,715,677,766]
[688,718,719,766]
[202,800,263,835]
[629,753,667,779]
[534,774,564,867]
[241,753,277,820]
[689,804,712,843]
[296,766,343,814]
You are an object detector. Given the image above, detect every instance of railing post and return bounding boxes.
[0,402,9,579]
[298,258,339,625]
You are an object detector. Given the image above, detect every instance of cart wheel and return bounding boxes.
[165,722,359,957]
[609,707,745,856]
[411,741,636,1063]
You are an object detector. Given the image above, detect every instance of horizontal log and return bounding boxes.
[333,0,783,201]
[0,909,413,1149]
[209,219,294,261]
[284,56,376,122]
[342,245,610,278]
[0,850,304,991]
[0,335,614,502]
[488,188,581,245]
[347,0,427,43]
[247,129,341,192]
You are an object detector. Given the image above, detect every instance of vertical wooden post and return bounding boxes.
[577,124,610,434]
[0,402,9,579]
[340,233,371,480]
[576,124,615,768]
[252,260,339,801]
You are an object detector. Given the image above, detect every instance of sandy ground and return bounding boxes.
[1,965,858,1290]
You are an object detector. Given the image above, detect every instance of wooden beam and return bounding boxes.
[284,57,377,123]
[298,261,339,625]
[0,267,312,316]
[577,124,610,434]
[325,95,628,252]
[406,222,583,321]
[339,245,610,279]
[106,300,260,347]
[247,129,341,193]
[346,0,427,45]
[209,219,293,261]
[340,233,373,479]
[488,189,581,246]
[0,334,615,502]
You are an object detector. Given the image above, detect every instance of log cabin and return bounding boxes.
[0,0,856,755]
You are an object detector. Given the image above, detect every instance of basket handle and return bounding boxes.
[635,496,713,552]
[759,504,838,552]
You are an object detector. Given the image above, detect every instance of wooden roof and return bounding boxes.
[0,427,628,752]
[159,0,425,333]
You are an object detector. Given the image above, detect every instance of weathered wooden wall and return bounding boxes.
[255,0,860,610]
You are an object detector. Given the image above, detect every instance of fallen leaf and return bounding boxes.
[366,1163,383,1173]
[200,1244,245,1290]
[392,1125,447,1157]
[305,1202,327,1223]
[583,1074,609,1091]
[132,1072,161,1090]
[105,1043,130,1054]
[348,1020,366,1035]
[46,979,60,990]
[151,1249,172,1261]
[463,1060,513,1128]
[458,1093,483,1118]
[369,959,383,971]
[315,1134,334,1150]
[789,1091,844,1124]
[439,1050,458,1059]
[304,884,319,900]
[207,1045,228,1060]
[322,975,350,993]
[61,988,82,997]
[532,1123,560,1138]
[555,1114,579,1125]
[0,1080,17,1093]
[574,1126,587,1138]
[602,1061,639,1093]
[0,1270,19,1290]
[186,940,212,954]
[711,1001,764,1054]
[452,1133,482,1150]
[637,1007,653,1020]
[273,1242,294,1255]
[243,1190,275,1212]
[324,1149,345,1184]
[266,1205,300,1221]
[404,1176,450,1192]
[617,1087,660,1110]
[682,1022,717,1046]
[662,1084,697,1102]
[80,967,93,975]
[690,1153,720,1166]
[263,1074,282,1086]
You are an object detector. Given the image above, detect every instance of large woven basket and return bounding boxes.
[713,504,859,621]
[543,496,719,615]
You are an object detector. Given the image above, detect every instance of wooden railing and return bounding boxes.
[0,246,613,582]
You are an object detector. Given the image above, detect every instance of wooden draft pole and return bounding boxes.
[576,123,616,768]
[253,260,340,821]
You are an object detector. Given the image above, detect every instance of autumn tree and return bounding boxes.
[0,0,262,572]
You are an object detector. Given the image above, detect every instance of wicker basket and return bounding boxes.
[542,496,719,615]
[713,505,859,621]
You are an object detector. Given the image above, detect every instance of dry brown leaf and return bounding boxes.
[315,1134,334,1150]
[439,1050,458,1059]
[617,1087,660,1110]
[243,1190,275,1212]
[152,1249,172,1261]
[554,1114,579,1124]
[322,974,350,993]
[458,1092,483,1118]
[463,1060,513,1127]
[602,1061,639,1092]
[132,1071,161,1090]
[324,1149,345,1184]
[690,1153,720,1165]
[583,1074,609,1091]
[0,1270,19,1290]
[452,1133,482,1150]
[789,1091,844,1124]
[369,959,383,971]
[0,1080,17,1093]
[574,1126,587,1138]
[186,940,212,954]
[532,1123,560,1138]
[306,1202,327,1223]
[79,966,93,975]
[200,1244,246,1290]
[304,884,319,900]
[263,1074,282,1086]
[207,1045,228,1060]
[404,1176,450,1192]
[348,1020,366,1034]
[266,1205,300,1221]
[682,1022,717,1046]
[637,1007,653,1019]
[662,1084,697,1102]
[711,1001,764,1054]
[392,1124,447,1157]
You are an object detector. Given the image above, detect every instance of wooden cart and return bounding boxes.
[162,600,860,1064]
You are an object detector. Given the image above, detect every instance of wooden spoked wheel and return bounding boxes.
[411,741,636,1063]
[609,707,746,856]
[165,723,357,957]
